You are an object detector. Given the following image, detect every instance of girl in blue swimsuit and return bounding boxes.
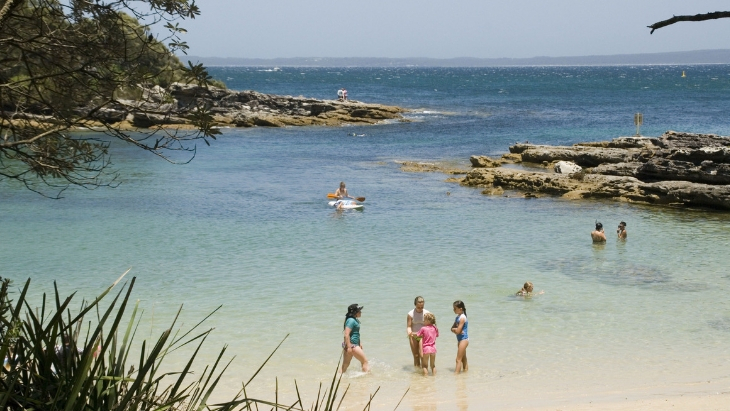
[451,300,469,374]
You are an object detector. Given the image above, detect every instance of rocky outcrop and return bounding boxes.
[87,83,405,128]
[458,131,730,210]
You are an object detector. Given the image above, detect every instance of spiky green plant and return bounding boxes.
[0,273,397,411]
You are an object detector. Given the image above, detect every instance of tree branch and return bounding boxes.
[649,11,730,34]
[0,0,24,30]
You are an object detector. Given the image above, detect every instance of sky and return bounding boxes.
[174,1,730,59]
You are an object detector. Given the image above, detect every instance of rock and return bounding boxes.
[588,162,641,177]
[398,161,468,174]
[577,136,660,149]
[554,161,582,174]
[470,155,502,168]
[158,83,405,128]
[131,113,187,127]
[90,108,127,123]
[636,158,730,185]
[141,85,169,103]
[501,153,522,163]
[654,130,730,149]
[454,131,730,210]
[516,144,639,167]
[481,186,504,196]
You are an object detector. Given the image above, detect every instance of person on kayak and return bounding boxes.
[335,182,353,200]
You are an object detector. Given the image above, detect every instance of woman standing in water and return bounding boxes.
[341,304,370,374]
[451,300,469,374]
[407,296,430,368]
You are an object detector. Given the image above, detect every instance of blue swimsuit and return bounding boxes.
[454,314,468,341]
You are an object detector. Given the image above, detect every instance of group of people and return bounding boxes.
[341,289,540,376]
[337,88,348,101]
[591,221,627,243]
[341,297,470,376]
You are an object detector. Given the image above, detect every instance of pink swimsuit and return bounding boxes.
[417,324,439,354]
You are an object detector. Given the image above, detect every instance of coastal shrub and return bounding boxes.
[0,273,382,411]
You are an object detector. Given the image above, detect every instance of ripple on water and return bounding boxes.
[708,317,730,332]
[542,257,673,287]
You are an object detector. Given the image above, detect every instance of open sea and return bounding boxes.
[2,65,730,410]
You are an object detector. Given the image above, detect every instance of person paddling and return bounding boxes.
[335,182,353,200]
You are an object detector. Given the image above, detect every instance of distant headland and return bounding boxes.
[184,49,730,67]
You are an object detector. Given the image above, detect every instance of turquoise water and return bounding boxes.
[2,66,730,409]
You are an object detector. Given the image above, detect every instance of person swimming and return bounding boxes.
[516,281,544,296]
[617,221,627,239]
[591,222,607,243]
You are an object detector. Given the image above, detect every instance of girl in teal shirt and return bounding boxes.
[341,304,370,373]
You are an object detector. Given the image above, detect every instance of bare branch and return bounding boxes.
[0,0,24,29]
[649,11,730,34]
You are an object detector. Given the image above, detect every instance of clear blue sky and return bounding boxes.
[176,1,730,58]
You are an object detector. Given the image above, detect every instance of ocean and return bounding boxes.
[2,65,730,410]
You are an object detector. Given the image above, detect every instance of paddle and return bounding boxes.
[327,193,365,202]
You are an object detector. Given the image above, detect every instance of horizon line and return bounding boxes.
[180,49,730,67]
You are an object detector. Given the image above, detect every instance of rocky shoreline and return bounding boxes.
[403,131,730,210]
[86,83,406,129]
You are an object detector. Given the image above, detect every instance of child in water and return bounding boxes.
[516,281,544,296]
[451,300,468,374]
[416,312,439,376]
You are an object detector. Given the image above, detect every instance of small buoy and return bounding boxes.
[682,71,686,77]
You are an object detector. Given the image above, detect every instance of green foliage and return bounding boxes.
[1,273,235,410]
[0,275,390,411]
[0,1,221,198]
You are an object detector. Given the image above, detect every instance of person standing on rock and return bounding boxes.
[342,88,348,101]
[407,296,430,369]
[591,222,607,243]
[617,221,627,240]
[337,88,344,101]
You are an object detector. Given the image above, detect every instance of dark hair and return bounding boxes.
[595,222,603,230]
[620,221,626,227]
[414,296,424,305]
[344,304,362,328]
[453,300,467,318]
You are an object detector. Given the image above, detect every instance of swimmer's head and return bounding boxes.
[523,282,534,293]
[423,312,436,325]
[619,221,626,228]
[414,296,425,306]
[595,222,603,230]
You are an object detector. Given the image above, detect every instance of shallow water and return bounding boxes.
[2,66,730,409]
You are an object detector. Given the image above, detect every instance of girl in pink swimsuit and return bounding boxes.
[416,312,439,375]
